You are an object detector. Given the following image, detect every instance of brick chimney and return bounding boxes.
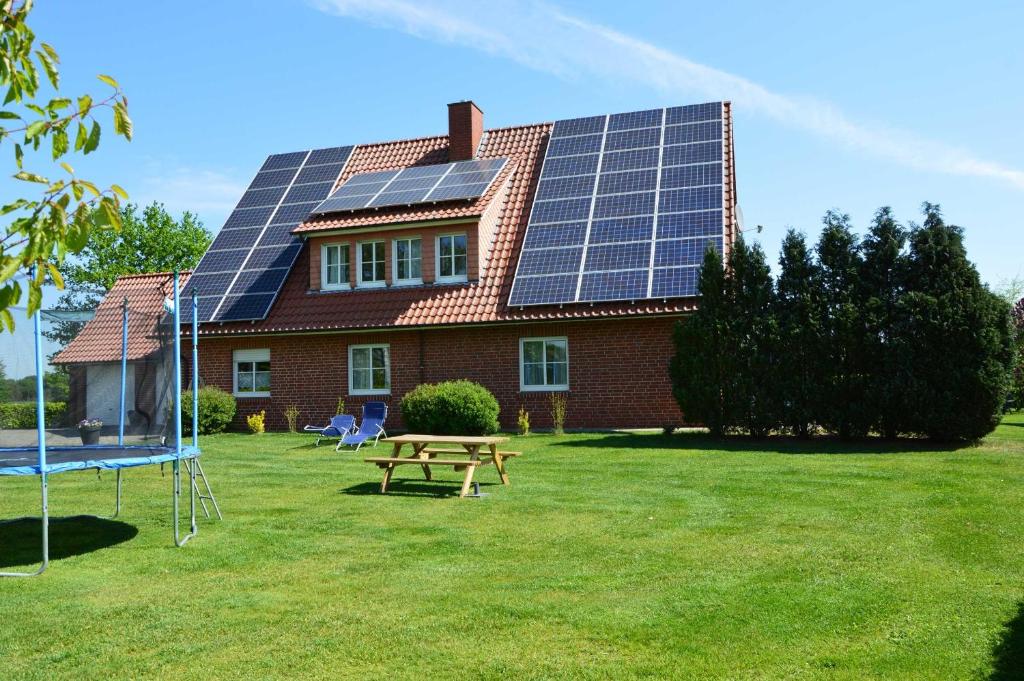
[448,101,483,161]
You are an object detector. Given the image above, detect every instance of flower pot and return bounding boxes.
[79,425,101,446]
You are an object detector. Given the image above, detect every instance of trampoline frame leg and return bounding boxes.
[111,470,122,519]
[173,457,198,547]
[0,472,49,578]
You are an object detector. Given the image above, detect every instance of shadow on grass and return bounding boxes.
[989,601,1024,680]
[341,479,497,499]
[0,516,138,568]
[549,432,968,455]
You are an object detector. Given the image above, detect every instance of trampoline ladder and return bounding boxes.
[183,459,222,520]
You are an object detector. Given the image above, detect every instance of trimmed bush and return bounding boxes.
[0,401,67,428]
[178,387,236,435]
[400,380,500,435]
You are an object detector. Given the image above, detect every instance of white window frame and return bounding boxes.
[356,240,387,288]
[233,348,271,398]
[435,233,469,283]
[320,242,350,290]
[392,236,423,286]
[519,337,569,392]
[348,343,391,396]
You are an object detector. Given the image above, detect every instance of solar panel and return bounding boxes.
[508,102,727,307]
[312,158,508,215]
[181,145,355,323]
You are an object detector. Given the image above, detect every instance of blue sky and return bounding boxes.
[2,0,1022,375]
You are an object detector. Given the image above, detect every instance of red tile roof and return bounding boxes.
[53,272,190,365]
[198,121,710,337]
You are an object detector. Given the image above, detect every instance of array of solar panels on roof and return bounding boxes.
[508,102,725,307]
[181,146,354,322]
[312,157,508,215]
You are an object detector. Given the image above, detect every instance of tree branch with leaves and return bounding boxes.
[0,0,132,330]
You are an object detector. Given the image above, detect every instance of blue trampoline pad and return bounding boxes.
[0,445,200,476]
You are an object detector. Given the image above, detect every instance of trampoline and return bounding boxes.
[0,271,220,578]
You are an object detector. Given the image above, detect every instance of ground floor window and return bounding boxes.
[519,337,568,391]
[349,344,390,395]
[233,348,271,397]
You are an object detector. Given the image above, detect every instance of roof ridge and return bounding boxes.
[326,122,551,155]
[115,270,192,280]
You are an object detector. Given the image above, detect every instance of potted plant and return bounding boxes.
[78,418,103,445]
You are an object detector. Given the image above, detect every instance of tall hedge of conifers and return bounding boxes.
[670,203,1015,442]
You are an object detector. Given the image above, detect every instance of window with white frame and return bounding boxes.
[519,337,568,391]
[349,344,390,395]
[321,243,350,289]
[436,233,468,282]
[357,240,386,287]
[233,348,271,397]
[393,237,422,285]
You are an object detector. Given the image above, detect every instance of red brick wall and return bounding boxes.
[197,317,685,431]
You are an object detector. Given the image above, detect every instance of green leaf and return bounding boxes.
[0,309,14,333]
[74,121,87,151]
[77,94,91,117]
[13,170,48,184]
[26,277,42,315]
[46,262,64,289]
[35,48,59,88]
[71,182,83,201]
[0,111,20,120]
[83,120,100,153]
[24,120,46,139]
[14,143,23,169]
[0,199,30,215]
[65,222,89,251]
[110,183,128,200]
[60,161,74,175]
[112,101,132,141]
[47,97,71,111]
[51,127,68,160]
[97,74,119,89]
[40,43,60,66]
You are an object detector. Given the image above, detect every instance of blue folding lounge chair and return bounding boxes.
[340,402,388,451]
[303,414,356,451]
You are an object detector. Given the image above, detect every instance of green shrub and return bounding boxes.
[0,401,67,428]
[400,380,499,435]
[178,387,236,435]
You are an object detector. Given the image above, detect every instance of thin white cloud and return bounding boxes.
[136,164,246,229]
[313,0,1024,190]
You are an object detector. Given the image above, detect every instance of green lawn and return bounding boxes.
[2,416,1024,679]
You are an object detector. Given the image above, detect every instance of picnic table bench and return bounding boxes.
[365,434,518,497]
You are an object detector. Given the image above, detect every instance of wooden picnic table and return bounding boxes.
[364,434,517,497]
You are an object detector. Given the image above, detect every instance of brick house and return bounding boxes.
[64,101,738,431]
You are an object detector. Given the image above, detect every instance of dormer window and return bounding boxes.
[321,243,350,290]
[357,240,386,288]
[437,233,468,283]
[393,237,422,285]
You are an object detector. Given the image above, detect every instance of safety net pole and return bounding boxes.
[191,289,198,448]
[171,271,196,546]
[1,290,50,577]
[118,296,128,446]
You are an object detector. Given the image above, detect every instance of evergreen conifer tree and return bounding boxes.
[726,237,777,436]
[897,203,1014,440]
[670,246,732,435]
[859,207,908,438]
[815,211,870,438]
[774,230,820,436]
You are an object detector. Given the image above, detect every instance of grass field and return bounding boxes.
[2,415,1024,679]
